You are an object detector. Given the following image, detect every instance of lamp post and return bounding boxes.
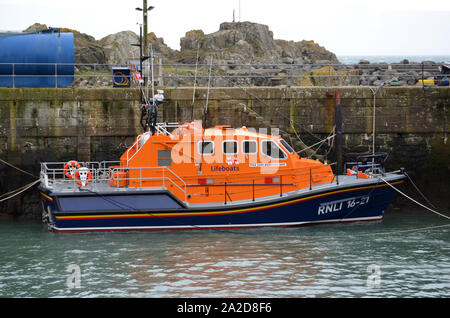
[136,3,154,86]
[369,82,385,169]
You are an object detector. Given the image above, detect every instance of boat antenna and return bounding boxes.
[190,44,200,122]
[150,43,155,109]
[138,44,164,135]
[198,57,213,175]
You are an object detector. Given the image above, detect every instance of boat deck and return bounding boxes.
[40,170,405,210]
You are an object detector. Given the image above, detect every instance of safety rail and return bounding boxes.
[185,163,337,205]
[40,161,188,203]
[1,61,447,88]
[125,133,150,164]
[125,123,182,164]
[109,166,187,203]
[40,160,378,206]
[154,122,182,136]
[40,161,120,188]
[344,162,386,177]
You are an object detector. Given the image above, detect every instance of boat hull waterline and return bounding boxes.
[40,178,404,233]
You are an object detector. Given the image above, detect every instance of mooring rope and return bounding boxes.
[0,157,41,202]
[296,132,336,154]
[378,176,450,220]
[0,157,37,178]
[0,179,40,203]
[404,171,438,209]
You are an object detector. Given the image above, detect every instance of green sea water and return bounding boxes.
[0,208,448,298]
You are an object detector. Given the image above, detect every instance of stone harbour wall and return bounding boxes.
[0,86,448,218]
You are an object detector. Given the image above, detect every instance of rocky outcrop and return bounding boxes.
[73,33,106,66]
[24,23,106,66]
[98,31,139,65]
[23,21,338,68]
[146,32,179,63]
[179,22,339,66]
[275,39,339,64]
[98,31,179,65]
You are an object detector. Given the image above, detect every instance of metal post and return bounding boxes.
[369,83,385,171]
[328,63,331,87]
[139,25,144,104]
[252,180,255,201]
[175,64,178,88]
[55,63,58,88]
[12,63,15,88]
[224,182,227,205]
[280,175,283,197]
[372,92,376,169]
[309,168,312,190]
[335,91,343,175]
[421,62,424,90]
[143,1,148,63]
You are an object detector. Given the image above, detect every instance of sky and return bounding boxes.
[0,0,449,56]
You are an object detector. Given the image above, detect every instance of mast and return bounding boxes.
[198,58,213,175]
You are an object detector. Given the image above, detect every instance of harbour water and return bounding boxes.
[0,207,449,298]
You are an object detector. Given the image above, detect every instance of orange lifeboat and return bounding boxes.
[38,89,406,233]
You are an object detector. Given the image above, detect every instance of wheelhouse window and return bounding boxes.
[158,150,172,166]
[242,140,257,154]
[198,141,214,155]
[223,140,238,154]
[280,139,294,154]
[261,140,287,159]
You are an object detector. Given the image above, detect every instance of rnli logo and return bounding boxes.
[226,156,239,165]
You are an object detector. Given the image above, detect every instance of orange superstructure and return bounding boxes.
[108,121,335,205]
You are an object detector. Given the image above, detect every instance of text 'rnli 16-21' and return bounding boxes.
[318,196,370,215]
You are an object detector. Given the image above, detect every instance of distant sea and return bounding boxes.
[338,55,450,65]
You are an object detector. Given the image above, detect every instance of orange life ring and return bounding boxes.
[64,160,81,179]
[74,167,92,187]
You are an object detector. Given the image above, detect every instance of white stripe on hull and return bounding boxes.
[51,215,383,232]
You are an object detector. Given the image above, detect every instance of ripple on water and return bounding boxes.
[0,213,449,297]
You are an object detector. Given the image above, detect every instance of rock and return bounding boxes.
[179,29,204,51]
[282,57,294,64]
[359,59,370,64]
[219,22,276,52]
[98,31,140,65]
[24,23,48,33]
[75,43,106,66]
[276,39,339,64]
[178,21,339,70]
[373,80,384,86]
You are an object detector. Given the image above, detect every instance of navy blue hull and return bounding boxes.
[40,179,403,232]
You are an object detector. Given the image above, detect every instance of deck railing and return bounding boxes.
[40,160,383,206]
[109,166,187,204]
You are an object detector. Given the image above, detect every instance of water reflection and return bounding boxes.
[113,231,328,297]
